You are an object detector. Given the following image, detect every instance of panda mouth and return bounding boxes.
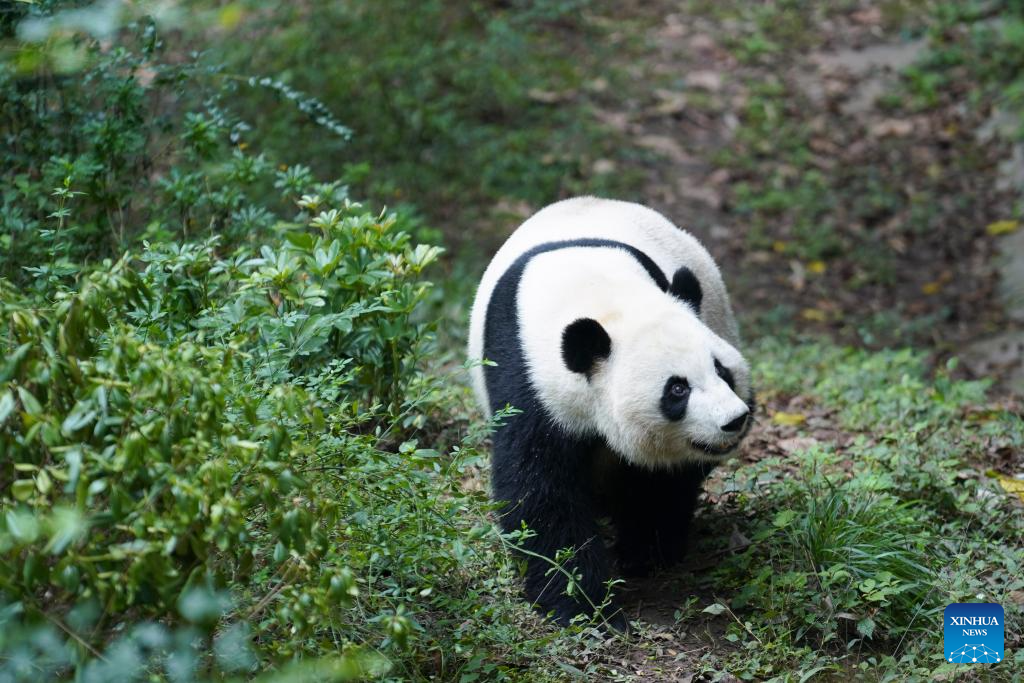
[688,439,740,457]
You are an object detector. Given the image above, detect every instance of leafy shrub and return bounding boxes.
[0,184,436,665]
[0,1,351,283]
[0,173,595,679]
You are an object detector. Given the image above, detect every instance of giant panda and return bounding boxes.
[467,197,754,629]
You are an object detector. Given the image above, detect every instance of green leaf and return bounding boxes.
[0,390,14,424]
[12,479,35,501]
[285,231,316,250]
[62,401,97,434]
[0,343,31,383]
[5,509,40,544]
[856,617,876,639]
[702,602,727,616]
[45,507,86,555]
[773,509,797,528]
[178,585,233,624]
[16,387,42,416]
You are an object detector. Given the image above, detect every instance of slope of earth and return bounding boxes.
[588,0,1022,378]
[507,2,1024,681]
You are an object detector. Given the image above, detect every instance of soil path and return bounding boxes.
[575,3,1022,679]
[593,3,1021,390]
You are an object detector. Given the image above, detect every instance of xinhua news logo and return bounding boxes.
[944,603,1004,664]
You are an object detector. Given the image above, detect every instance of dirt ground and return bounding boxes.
[578,2,1022,391]
[541,2,1023,679]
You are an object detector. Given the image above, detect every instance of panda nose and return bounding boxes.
[720,411,749,433]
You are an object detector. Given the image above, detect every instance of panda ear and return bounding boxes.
[669,266,702,314]
[562,318,611,377]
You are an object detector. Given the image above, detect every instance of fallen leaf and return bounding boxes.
[690,34,717,52]
[870,118,914,138]
[649,89,688,116]
[687,70,723,92]
[986,220,1019,236]
[773,411,807,426]
[593,108,631,132]
[801,308,828,322]
[996,476,1024,502]
[778,436,819,453]
[789,261,807,292]
[677,181,722,208]
[635,135,691,163]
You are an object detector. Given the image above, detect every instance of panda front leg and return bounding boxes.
[608,461,715,577]
[490,418,626,630]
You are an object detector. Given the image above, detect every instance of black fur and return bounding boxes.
[669,266,703,314]
[714,358,735,390]
[483,239,711,629]
[562,318,611,377]
[604,460,715,578]
[659,376,691,422]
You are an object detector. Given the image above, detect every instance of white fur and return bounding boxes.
[468,197,750,467]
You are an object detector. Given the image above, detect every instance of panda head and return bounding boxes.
[560,303,753,468]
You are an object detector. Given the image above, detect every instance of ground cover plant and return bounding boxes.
[1,0,1023,681]
[677,341,1024,679]
[0,3,597,679]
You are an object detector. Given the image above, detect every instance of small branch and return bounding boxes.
[45,612,107,662]
[717,597,762,645]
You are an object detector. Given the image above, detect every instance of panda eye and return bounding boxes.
[668,378,689,398]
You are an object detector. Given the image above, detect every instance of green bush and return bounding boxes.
[0,185,446,670]
[0,2,351,283]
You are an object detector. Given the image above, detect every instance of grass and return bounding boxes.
[663,339,1024,680]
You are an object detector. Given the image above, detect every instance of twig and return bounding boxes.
[44,612,107,662]
[717,597,762,645]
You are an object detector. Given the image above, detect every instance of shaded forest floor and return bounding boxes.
[582,1,1021,382]
[457,1,1024,680]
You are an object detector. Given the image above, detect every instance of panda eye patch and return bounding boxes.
[714,358,735,390]
[660,376,690,421]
